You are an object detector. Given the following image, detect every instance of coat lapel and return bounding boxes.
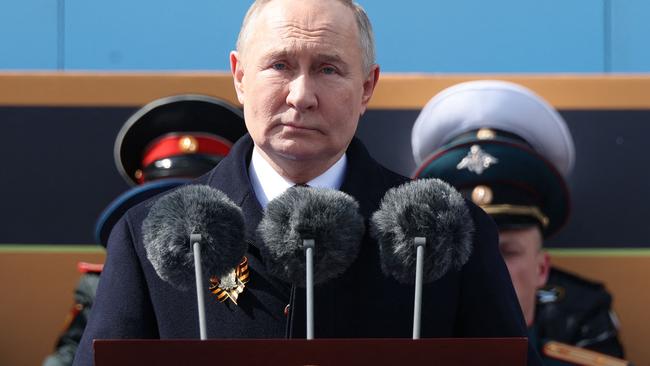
[206,134,263,244]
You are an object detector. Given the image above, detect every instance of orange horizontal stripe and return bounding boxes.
[1,72,650,109]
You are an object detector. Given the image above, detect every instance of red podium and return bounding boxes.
[94,338,527,366]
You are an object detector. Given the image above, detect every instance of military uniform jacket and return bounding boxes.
[535,268,625,357]
[74,135,540,365]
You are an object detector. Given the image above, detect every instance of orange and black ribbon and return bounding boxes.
[208,257,250,305]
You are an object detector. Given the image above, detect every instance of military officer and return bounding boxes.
[411,80,628,365]
[43,94,246,366]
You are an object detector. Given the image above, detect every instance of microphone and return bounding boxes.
[142,184,246,339]
[370,178,474,338]
[257,186,365,339]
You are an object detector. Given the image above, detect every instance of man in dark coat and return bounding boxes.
[73,1,540,365]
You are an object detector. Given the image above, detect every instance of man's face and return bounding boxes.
[498,226,550,327]
[231,0,378,167]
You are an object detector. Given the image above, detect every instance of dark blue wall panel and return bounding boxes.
[1,106,649,247]
[0,107,134,244]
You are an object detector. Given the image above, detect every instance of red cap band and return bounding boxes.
[142,133,232,168]
[77,262,104,274]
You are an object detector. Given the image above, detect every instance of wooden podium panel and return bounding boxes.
[94,338,527,366]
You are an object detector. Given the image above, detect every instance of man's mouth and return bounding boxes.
[280,122,318,132]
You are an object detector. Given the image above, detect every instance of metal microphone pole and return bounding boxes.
[191,233,208,340]
[412,237,426,339]
[304,239,315,340]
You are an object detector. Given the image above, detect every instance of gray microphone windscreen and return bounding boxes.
[370,178,474,284]
[142,184,246,290]
[257,186,365,286]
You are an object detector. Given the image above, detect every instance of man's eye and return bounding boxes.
[500,248,522,258]
[272,62,287,71]
[321,66,336,75]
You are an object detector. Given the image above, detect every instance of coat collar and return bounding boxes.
[207,133,256,208]
[206,134,262,244]
[206,133,400,240]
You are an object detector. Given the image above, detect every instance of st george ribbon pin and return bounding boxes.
[209,256,250,305]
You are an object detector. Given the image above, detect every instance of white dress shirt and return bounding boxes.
[248,147,347,209]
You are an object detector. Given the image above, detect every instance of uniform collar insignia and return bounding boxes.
[209,256,250,305]
[537,285,565,304]
[456,145,498,175]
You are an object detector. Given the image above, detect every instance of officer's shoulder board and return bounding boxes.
[543,341,630,366]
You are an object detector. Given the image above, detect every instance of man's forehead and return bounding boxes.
[499,227,543,246]
[244,2,360,65]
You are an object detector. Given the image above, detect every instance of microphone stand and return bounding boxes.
[412,237,426,339]
[303,239,315,340]
[191,233,208,340]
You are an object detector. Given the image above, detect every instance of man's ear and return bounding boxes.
[230,51,245,105]
[359,64,380,115]
[537,251,551,287]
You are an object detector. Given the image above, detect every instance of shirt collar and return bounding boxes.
[248,147,347,208]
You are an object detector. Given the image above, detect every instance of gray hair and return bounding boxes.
[236,0,376,73]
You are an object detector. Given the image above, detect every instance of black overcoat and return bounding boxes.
[74,135,540,365]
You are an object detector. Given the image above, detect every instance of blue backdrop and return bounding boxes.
[2,0,649,72]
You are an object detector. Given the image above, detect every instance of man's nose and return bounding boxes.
[286,74,318,112]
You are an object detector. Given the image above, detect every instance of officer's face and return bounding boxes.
[499,226,550,327]
[230,0,378,169]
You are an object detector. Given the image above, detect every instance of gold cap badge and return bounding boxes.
[178,135,199,153]
[476,128,496,140]
[471,185,493,205]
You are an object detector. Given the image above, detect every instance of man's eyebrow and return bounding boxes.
[314,53,345,65]
[262,50,346,65]
[263,50,291,61]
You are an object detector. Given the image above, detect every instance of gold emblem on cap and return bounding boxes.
[471,185,493,205]
[476,128,496,140]
[178,135,199,153]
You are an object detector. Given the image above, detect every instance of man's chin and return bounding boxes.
[257,138,341,163]
[271,145,337,163]
[273,149,321,162]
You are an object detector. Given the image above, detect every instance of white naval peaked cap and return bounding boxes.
[411,80,575,178]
